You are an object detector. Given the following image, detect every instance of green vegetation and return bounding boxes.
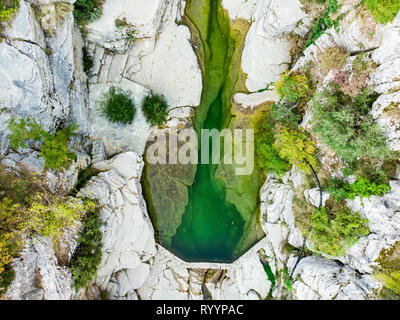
[8,118,78,171]
[310,200,369,257]
[327,177,392,201]
[376,242,400,298]
[40,126,78,171]
[99,86,136,125]
[73,0,103,26]
[115,17,136,42]
[69,210,102,290]
[275,71,311,103]
[310,86,389,166]
[274,127,317,174]
[305,0,344,49]
[0,0,19,23]
[0,165,96,275]
[270,102,301,129]
[364,0,400,24]
[142,93,169,126]
[0,264,15,295]
[255,117,291,177]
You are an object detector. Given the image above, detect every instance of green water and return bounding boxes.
[170,0,245,262]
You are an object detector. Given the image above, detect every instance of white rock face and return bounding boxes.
[6,236,76,300]
[85,0,202,157]
[370,13,400,151]
[292,256,381,300]
[80,152,157,300]
[239,0,305,92]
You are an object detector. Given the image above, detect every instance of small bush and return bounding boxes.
[376,242,400,297]
[319,46,349,74]
[364,0,400,24]
[99,86,136,125]
[69,211,102,290]
[8,118,43,149]
[273,127,317,174]
[275,71,311,103]
[142,93,169,126]
[74,0,103,26]
[0,264,15,296]
[8,118,78,172]
[0,0,19,23]
[310,201,369,257]
[311,86,389,166]
[270,102,301,129]
[327,177,392,201]
[40,125,78,171]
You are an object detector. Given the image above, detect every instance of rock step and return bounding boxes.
[91,140,106,164]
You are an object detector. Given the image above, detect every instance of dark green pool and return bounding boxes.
[142,0,263,263]
[170,0,246,262]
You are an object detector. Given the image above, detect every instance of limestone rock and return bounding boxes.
[292,256,381,300]
[79,152,157,300]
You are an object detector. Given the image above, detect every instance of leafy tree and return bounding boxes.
[275,71,311,103]
[142,93,169,126]
[99,86,136,125]
[310,86,389,166]
[364,0,400,24]
[270,102,301,129]
[310,202,369,257]
[69,211,103,290]
[273,127,317,174]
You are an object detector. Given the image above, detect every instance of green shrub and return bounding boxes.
[0,264,15,296]
[255,118,291,177]
[328,177,392,201]
[275,71,311,103]
[8,118,78,172]
[376,242,400,297]
[310,202,369,257]
[364,0,400,24]
[69,211,103,290]
[256,129,291,177]
[305,0,344,49]
[40,125,78,171]
[142,93,169,126]
[270,102,301,129]
[99,86,136,125]
[273,127,317,174]
[8,118,43,149]
[74,0,103,26]
[310,86,389,166]
[0,0,19,23]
